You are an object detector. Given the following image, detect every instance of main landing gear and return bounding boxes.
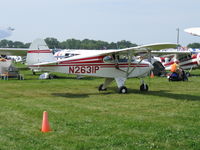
[140,83,149,91]
[118,86,128,94]
[140,80,148,92]
[98,78,149,94]
[98,84,107,91]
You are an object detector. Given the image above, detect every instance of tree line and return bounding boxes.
[0,38,137,50]
[0,37,200,49]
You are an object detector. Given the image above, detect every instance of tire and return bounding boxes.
[140,84,148,92]
[119,86,128,94]
[98,84,107,91]
[185,72,190,77]
[49,74,54,79]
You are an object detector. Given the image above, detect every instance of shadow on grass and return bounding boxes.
[52,88,200,101]
[128,89,200,101]
[52,92,112,98]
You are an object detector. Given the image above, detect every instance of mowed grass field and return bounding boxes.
[0,67,200,150]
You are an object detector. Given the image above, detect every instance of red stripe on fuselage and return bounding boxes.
[59,56,104,64]
[28,50,52,53]
[181,61,198,66]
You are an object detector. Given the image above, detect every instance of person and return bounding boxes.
[170,61,182,79]
[170,61,179,72]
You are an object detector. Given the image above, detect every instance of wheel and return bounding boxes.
[49,74,54,79]
[140,84,148,91]
[98,84,107,91]
[185,72,190,77]
[119,86,128,94]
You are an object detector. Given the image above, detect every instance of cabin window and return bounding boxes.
[65,53,79,58]
[179,54,191,62]
[103,55,114,63]
[117,55,128,62]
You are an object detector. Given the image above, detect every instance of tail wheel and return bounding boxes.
[119,86,128,94]
[49,74,54,79]
[140,84,148,92]
[98,84,107,91]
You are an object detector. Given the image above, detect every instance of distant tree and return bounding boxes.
[13,41,25,48]
[116,40,137,49]
[0,38,138,50]
[24,43,31,48]
[108,42,118,49]
[0,39,29,48]
[45,37,60,49]
[60,39,81,49]
[187,43,200,49]
[0,39,11,47]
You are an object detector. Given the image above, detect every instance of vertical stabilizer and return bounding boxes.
[26,39,56,65]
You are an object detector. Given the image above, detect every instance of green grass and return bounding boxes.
[0,67,200,150]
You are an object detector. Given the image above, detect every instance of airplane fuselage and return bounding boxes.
[29,55,153,78]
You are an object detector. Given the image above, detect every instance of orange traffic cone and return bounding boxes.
[41,111,51,132]
[150,71,154,78]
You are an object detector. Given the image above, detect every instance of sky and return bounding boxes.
[0,0,200,46]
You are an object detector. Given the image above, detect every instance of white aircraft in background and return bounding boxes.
[0,27,16,75]
[150,27,200,73]
[152,48,200,72]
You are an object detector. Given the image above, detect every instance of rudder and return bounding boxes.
[26,39,56,65]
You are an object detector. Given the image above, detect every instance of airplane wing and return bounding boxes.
[98,43,177,56]
[125,43,177,51]
[33,43,177,66]
[0,48,29,56]
[184,27,200,36]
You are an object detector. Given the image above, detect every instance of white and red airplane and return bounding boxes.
[151,48,200,72]
[0,39,177,93]
[150,27,200,73]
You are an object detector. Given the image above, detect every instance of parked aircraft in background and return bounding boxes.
[150,27,200,73]
[0,27,16,75]
[151,48,200,75]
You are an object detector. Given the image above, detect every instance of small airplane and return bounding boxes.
[0,39,177,93]
[0,27,16,75]
[150,27,200,73]
[151,48,200,72]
